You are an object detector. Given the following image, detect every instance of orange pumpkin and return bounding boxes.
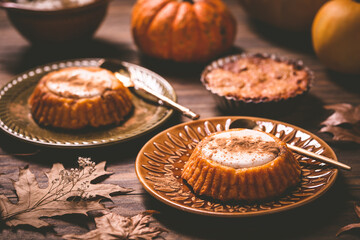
[312,0,360,75]
[131,0,237,62]
[237,0,328,31]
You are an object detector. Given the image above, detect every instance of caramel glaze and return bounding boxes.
[181,130,301,202]
[28,67,133,129]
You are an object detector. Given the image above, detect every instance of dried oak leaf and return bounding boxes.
[320,103,360,143]
[0,161,132,228]
[320,125,360,143]
[322,103,360,126]
[63,210,167,240]
[337,202,360,236]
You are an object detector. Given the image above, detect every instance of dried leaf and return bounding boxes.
[63,211,167,240]
[322,103,360,126]
[355,202,360,219]
[0,159,132,228]
[336,223,360,237]
[320,125,360,144]
[337,202,360,237]
[320,103,360,143]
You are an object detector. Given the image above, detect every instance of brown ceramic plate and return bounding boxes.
[136,116,338,217]
[0,58,176,148]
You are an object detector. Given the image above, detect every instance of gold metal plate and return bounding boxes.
[0,58,175,148]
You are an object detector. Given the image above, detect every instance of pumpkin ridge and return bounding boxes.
[196,2,223,58]
[147,1,180,59]
[197,0,219,10]
[206,0,236,54]
[132,0,172,51]
[194,8,204,61]
[168,1,182,60]
[170,2,194,61]
[192,3,212,61]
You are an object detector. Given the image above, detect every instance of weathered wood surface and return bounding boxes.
[1,0,360,239]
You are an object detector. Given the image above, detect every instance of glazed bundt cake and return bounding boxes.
[28,67,133,129]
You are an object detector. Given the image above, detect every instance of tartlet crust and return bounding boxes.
[181,130,301,202]
[28,67,133,130]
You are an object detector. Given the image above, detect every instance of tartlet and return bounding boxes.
[28,66,133,130]
[181,128,301,202]
[201,53,313,115]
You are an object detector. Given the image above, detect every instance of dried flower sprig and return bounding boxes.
[0,158,133,228]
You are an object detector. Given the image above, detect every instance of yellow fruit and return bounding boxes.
[312,0,360,74]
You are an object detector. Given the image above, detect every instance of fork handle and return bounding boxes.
[139,85,200,120]
[286,144,351,170]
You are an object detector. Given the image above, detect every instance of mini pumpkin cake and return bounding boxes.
[181,128,301,202]
[28,67,133,129]
[201,53,313,114]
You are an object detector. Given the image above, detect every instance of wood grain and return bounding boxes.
[1,0,360,239]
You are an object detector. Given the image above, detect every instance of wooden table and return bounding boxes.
[1,0,360,239]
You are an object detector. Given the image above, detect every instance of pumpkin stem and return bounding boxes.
[179,0,194,3]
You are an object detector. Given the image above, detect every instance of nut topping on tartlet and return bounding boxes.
[203,55,310,102]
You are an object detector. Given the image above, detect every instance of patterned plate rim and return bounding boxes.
[0,58,176,148]
[135,116,338,217]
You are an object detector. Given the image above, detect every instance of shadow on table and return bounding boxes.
[216,94,328,132]
[2,38,139,75]
[137,46,245,80]
[325,70,360,97]
[245,18,314,55]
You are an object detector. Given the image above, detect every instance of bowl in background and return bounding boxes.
[0,0,111,44]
